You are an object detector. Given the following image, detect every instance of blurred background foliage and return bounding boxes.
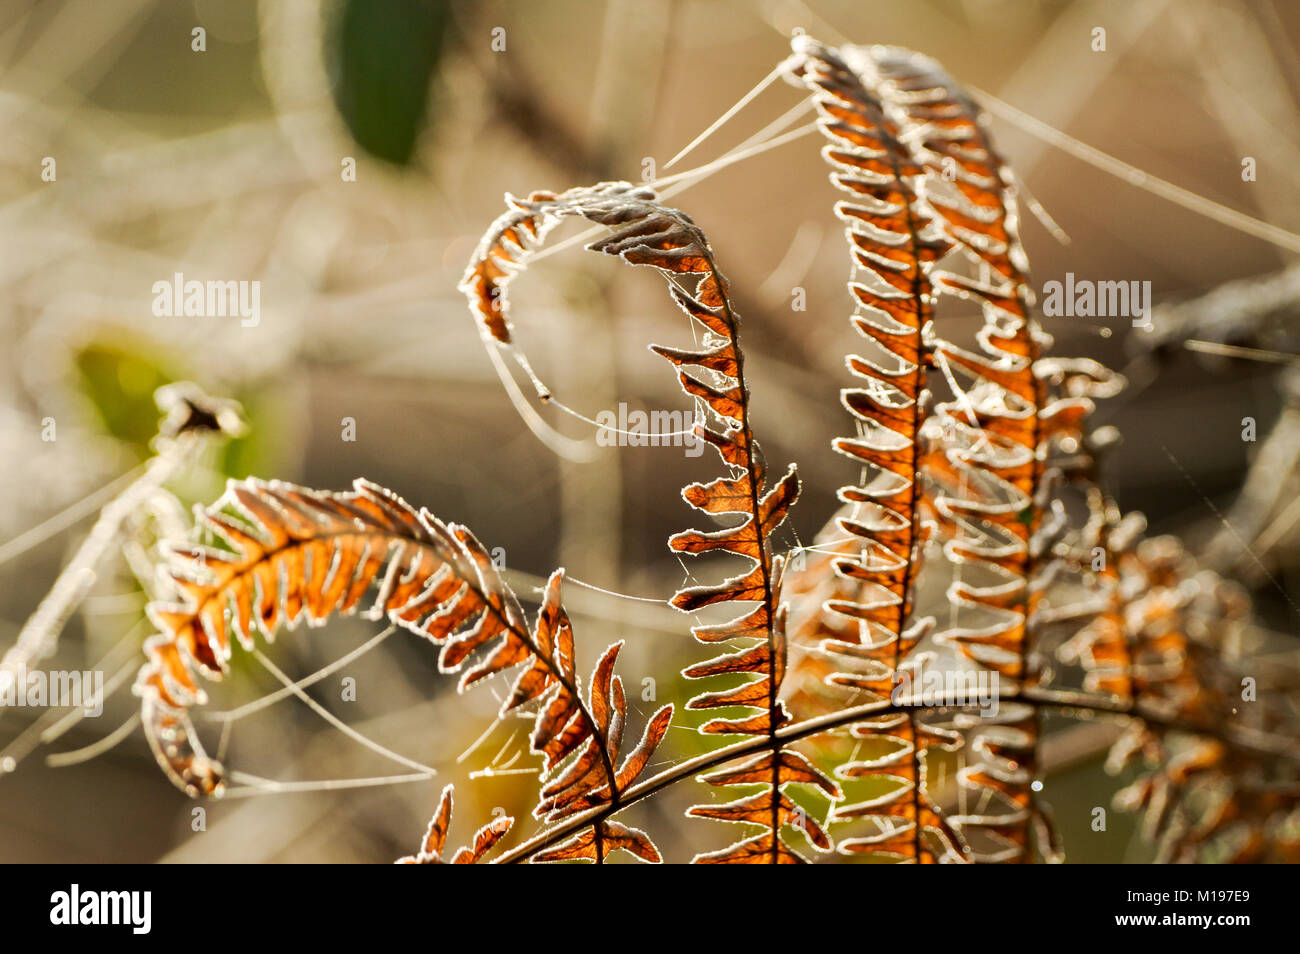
[0,0,1296,862]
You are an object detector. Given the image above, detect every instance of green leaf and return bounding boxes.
[327,0,452,166]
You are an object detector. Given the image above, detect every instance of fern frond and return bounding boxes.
[862,45,1058,862]
[780,36,965,863]
[1052,500,1300,862]
[868,46,1044,671]
[1104,536,1300,862]
[461,181,835,863]
[785,38,944,686]
[134,477,670,862]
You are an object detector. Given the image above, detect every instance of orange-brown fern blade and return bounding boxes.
[462,181,808,863]
[779,35,961,862]
[134,478,668,848]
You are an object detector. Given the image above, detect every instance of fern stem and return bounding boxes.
[495,687,1300,863]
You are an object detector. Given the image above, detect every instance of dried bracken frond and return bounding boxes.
[780,36,963,863]
[461,181,833,863]
[869,45,1045,677]
[133,477,669,862]
[865,45,1054,862]
[1085,535,1300,863]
